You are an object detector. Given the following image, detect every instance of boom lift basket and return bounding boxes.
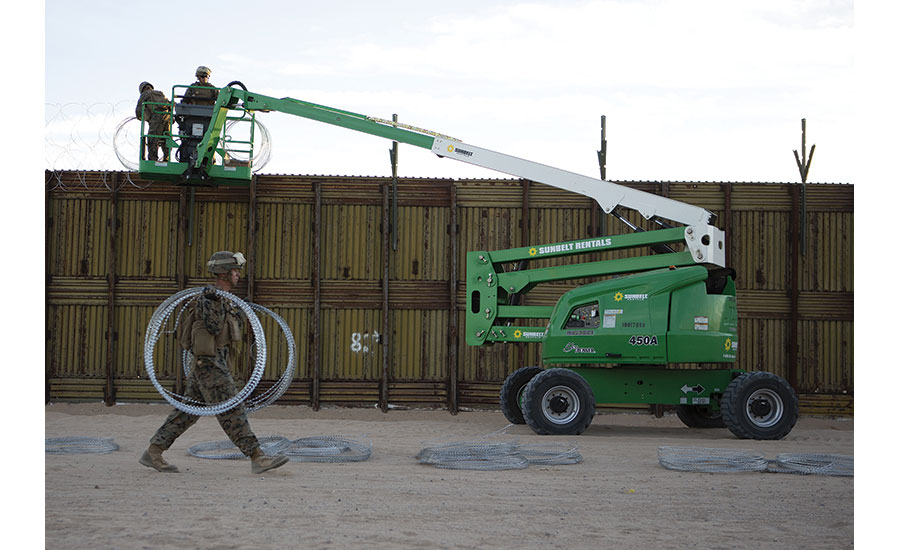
[137,85,256,186]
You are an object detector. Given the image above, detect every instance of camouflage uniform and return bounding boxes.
[135,84,171,161]
[149,287,261,456]
[184,80,219,106]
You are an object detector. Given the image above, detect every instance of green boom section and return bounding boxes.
[486,227,687,263]
[140,85,437,185]
[465,227,698,346]
[197,88,436,177]
[233,92,435,150]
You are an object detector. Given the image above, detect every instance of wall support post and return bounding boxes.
[448,182,459,414]
[104,174,119,406]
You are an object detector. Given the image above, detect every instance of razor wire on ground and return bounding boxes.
[415,425,582,470]
[144,287,296,416]
[46,437,119,454]
[46,101,273,192]
[190,435,372,463]
[765,452,854,476]
[658,446,853,477]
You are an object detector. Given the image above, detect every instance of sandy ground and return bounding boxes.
[44,403,854,550]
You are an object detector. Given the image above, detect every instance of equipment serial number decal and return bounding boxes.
[628,335,658,346]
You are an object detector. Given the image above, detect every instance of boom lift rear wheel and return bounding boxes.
[499,366,543,424]
[522,368,595,435]
[721,371,798,440]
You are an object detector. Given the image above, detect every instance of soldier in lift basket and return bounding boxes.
[135,82,171,161]
[183,65,219,106]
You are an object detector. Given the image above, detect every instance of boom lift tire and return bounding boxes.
[499,366,543,424]
[674,404,726,429]
[721,371,798,440]
[521,368,595,435]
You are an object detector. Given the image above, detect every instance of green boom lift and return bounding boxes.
[138,84,799,440]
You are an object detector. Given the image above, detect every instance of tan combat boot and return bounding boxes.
[250,448,289,474]
[139,444,179,473]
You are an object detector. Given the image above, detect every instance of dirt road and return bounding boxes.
[45,403,853,549]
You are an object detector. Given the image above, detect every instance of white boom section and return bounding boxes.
[431,137,726,267]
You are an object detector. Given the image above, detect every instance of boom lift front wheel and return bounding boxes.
[522,368,595,435]
[721,371,799,440]
[499,366,543,424]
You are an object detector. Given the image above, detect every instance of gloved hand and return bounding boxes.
[202,285,220,300]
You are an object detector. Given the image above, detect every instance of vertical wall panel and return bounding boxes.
[733,210,791,291]
[803,211,853,292]
[738,317,789,379]
[389,310,450,381]
[186,198,250,279]
[117,199,178,278]
[114,306,149,379]
[255,202,312,280]
[271,307,309,381]
[798,319,853,394]
[391,206,450,280]
[321,204,382,280]
[48,197,110,277]
[320,308,382,380]
[47,304,108,378]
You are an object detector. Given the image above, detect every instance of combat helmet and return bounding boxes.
[207,251,246,273]
[196,65,211,77]
[139,81,153,93]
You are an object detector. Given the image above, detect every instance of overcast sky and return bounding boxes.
[44,0,856,183]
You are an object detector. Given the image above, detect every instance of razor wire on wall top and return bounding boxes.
[46,102,273,184]
[46,102,131,172]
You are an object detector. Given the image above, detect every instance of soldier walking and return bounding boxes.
[140,251,289,474]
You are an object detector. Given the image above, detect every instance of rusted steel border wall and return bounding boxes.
[45,171,853,414]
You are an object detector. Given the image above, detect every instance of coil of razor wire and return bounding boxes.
[658,446,769,473]
[113,116,140,172]
[223,117,273,172]
[181,301,296,413]
[520,442,583,466]
[144,287,266,416]
[190,435,372,463]
[243,301,295,412]
[769,453,854,477]
[416,425,582,470]
[189,436,291,460]
[281,436,373,463]
[46,437,119,454]
[658,447,854,477]
[416,440,530,470]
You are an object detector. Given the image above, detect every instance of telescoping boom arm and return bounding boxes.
[196,86,725,267]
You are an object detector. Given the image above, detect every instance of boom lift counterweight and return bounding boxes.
[137,84,798,440]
